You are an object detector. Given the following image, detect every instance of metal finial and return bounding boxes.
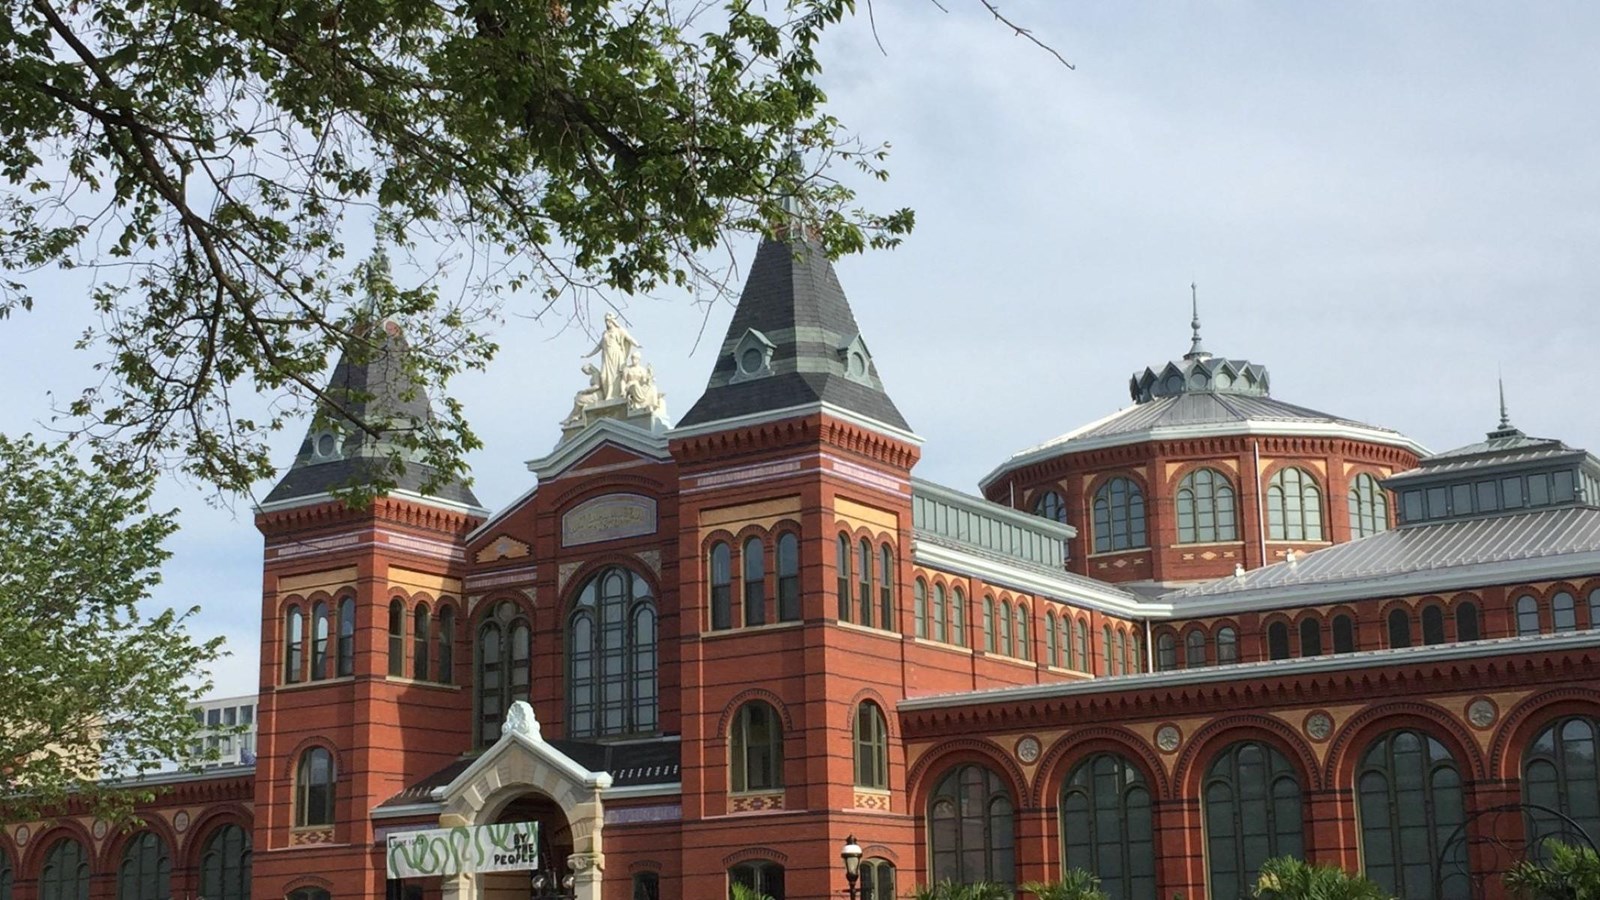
[1498,374,1511,430]
[361,241,392,321]
[1184,281,1209,360]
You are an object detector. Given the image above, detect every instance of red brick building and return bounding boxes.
[4,237,1598,900]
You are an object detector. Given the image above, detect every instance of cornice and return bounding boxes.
[256,493,483,538]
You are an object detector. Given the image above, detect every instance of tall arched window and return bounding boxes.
[933,583,948,642]
[1156,633,1177,671]
[412,602,431,680]
[1204,742,1304,900]
[310,600,330,680]
[1517,595,1541,636]
[387,598,405,676]
[1267,622,1290,660]
[1333,614,1356,653]
[288,890,332,900]
[1129,633,1142,673]
[1046,611,1058,665]
[1348,473,1390,538]
[729,862,785,900]
[730,701,783,792]
[983,596,997,652]
[436,605,455,683]
[836,534,852,621]
[914,579,928,638]
[1554,591,1577,632]
[1177,468,1237,543]
[475,600,531,746]
[860,859,896,900]
[1112,629,1125,675]
[1591,589,1600,630]
[198,824,251,900]
[853,702,888,789]
[744,537,767,627]
[569,567,657,738]
[1102,625,1113,673]
[1057,615,1071,669]
[777,533,800,622]
[1062,754,1154,900]
[1523,717,1600,853]
[878,544,894,629]
[117,831,171,900]
[1357,730,1469,900]
[930,765,1014,887]
[1034,489,1067,523]
[1216,626,1239,665]
[1185,629,1207,668]
[710,541,732,630]
[1267,468,1324,541]
[1014,603,1029,660]
[952,587,967,647]
[1300,618,1323,656]
[1455,601,1480,642]
[858,538,873,628]
[336,597,355,678]
[1421,605,1445,645]
[1388,608,1412,648]
[1075,620,1089,671]
[39,838,89,900]
[999,599,1012,655]
[1093,477,1147,553]
[284,604,304,684]
[295,747,335,827]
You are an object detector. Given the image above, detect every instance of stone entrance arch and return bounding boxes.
[435,703,611,900]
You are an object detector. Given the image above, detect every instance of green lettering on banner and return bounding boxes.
[386,821,540,877]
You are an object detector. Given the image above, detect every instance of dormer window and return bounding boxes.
[836,333,874,386]
[730,328,776,383]
[312,431,340,460]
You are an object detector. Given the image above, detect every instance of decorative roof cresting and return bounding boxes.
[1129,284,1271,404]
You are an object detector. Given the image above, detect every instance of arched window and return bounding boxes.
[633,872,660,900]
[295,747,335,827]
[1185,629,1207,668]
[777,533,800,622]
[1523,717,1600,853]
[1267,621,1290,660]
[1156,633,1177,671]
[1517,595,1541,636]
[1267,467,1324,541]
[729,862,785,900]
[744,537,767,627]
[730,701,783,792]
[878,544,894,630]
[1204,742,1305,900]
[952,587,968,647]
[860,858,896,900]
[1333,614,1356,653]
[412,602,430,680]
[836,534,852,621]
[858,538,873,628]
[1591,589,1600,630]
[998,599,1011,655]
[1129,633,1142,673]
[387,598,405,676]
[117,831,171,900]
[1421,605,1445,645]
[1046,611,1058,665]
[1093,477,1148,552]
[1177,468,1238,543]
[1388,608,1412,648]
[284,604,305,684]
[39,838,89,900]
[1075,620,1088,671]
[569,567,657,739]
[930,765,1015,887]
[710,541,732,630]
[983,596,997,652]
[310,600,330,680]
[288,890,332,900]
[1062,754,1155,900]
[914,579,928,639]
[1554,591,1577,632]
[1348,473,1390,538]
[476,600,531,746]
[1112,629,1126,675]
[1455,602,1480,642]
[1034,489,1067,523]
[1300,618,1323,656]
[1216,626,1239,665]
[933,584,948,643]
[1102,625,1113,673]
[336,597,355,678]
[1057,615,1071,669]
[198,824,251,900]
[436,605,455,683]
[853,702,888,789]
[1014,603,1029,660]
[1357,730,1469,900]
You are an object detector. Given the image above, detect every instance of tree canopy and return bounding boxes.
[2,0,924,498]
[0,434,221,821]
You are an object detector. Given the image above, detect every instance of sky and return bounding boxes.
[3,1,1599,699]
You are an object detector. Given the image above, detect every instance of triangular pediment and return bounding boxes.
[525,418,670,482]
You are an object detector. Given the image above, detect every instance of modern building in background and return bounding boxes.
[1,232,1597,900]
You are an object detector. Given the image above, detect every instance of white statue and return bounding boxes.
[504,700,541,741]
[622,350,665,415]
[581,312,642,401]
[562,363,605,425]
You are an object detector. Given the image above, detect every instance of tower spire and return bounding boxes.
[1184,281,1210,360]
[1498,374,1511,430]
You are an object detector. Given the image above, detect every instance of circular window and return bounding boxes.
[316,433,337,457]
[849,352,866,376]
[739,347,765,375]
[1163,374,1184,393]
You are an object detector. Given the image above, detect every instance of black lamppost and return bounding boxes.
[841,834,863,900]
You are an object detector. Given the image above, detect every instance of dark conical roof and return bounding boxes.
[263,317,479,508]
[677,236,909,432]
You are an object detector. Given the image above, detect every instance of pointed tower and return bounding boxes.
[669,234,922,899]
[251,253,486,899]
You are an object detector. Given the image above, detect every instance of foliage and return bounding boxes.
[729,884,775,900]
[0,434,221,821]
[0,0,930,501]
[1253,857,1392,900]
[907,880,1014,900]
[1506,841,1600,899]
[1022,869,1110,900]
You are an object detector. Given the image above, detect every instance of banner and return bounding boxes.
[386,821,539,878]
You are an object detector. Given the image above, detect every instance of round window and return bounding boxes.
[316,433,337,457]
[739,347,765,375]
[849,352,866,376]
